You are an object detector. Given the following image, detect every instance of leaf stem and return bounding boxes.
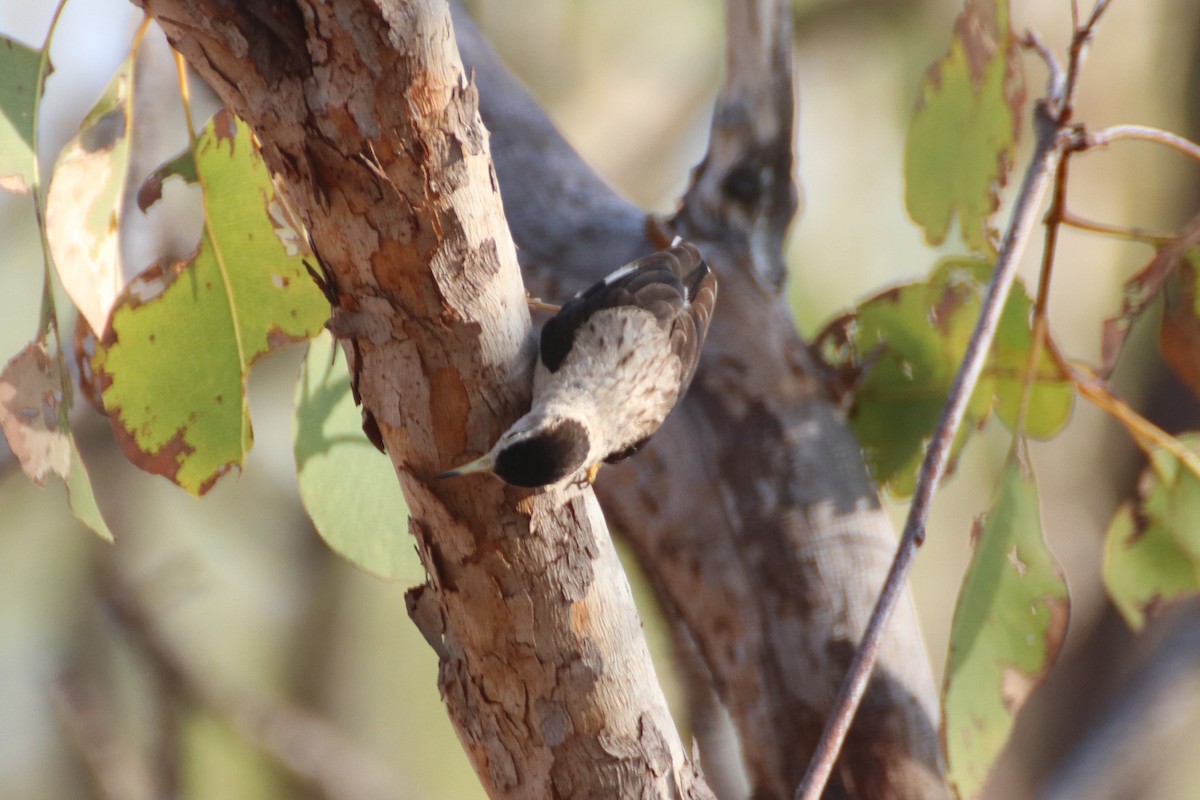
[32,0,71,341]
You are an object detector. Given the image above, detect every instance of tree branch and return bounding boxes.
[134,1,711,797]
[98,558,415,800]
[796,101,1064,800]
[457,2,946,797]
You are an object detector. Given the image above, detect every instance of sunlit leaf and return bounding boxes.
[92,110,328,495]
[1104,436,1200,630]
[816,258,1072,494]
[904,0,1024,255]
[0,342,113,540]
[46,55,135,334]
[943,456,1068,799]
[0,35,45,195]
[294,332,416,581]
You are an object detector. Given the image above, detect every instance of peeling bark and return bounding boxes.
[454,2,948,798]
[134,1,711,797]
[133,0,948,797]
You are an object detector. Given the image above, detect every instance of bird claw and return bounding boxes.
[526,294,561,314]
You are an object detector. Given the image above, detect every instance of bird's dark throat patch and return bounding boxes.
[494,418,590,488]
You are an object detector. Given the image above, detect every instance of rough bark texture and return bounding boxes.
[134,1,711,798]
[453,2,948,798]
[134,0,948,797]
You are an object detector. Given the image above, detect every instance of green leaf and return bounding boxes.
[942,456,1068,799]
[92,110,329,495]
[0,35,45,195]
[904,0,1024,255]
[294,332,415,580]
[1103,436,1200,630]
[818,258,1072,495]
[0,341,114,540]
[46,55,135,334]
[989,276,1074,440]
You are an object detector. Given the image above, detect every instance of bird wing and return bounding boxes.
[670,245,717,393]
[539,242,717,394]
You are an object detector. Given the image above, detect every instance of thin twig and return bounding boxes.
[1084,124,1200,165]
[53,670,159,800]
[98,563,415,800]
[794,104,1064,800]
[1060,211,1174,244]
[1046,344,1200,479]
[794,2,1116,795]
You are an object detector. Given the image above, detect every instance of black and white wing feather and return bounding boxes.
[539,242,717,395]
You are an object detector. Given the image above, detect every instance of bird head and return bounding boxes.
[437,413,591,488]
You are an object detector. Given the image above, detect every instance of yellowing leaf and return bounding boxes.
[0,342,113,540]
[1103,436,1200,630]
[294,332,417,581]
[943,456,1068,799]
[0,35,44,195]
[46,56,135,334]
[905,0,1024,255]
[92,110,328,495]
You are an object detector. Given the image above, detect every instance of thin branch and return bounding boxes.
[1084,124,1200,165]
[795,5,1117,795]
[1019,30,1065,103]
[1060,211,1174,244]
[53,670,159,800]
[1048,348,1200,479]
[794,102,1065,800]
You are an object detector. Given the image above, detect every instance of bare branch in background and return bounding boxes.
[98,560,415,800]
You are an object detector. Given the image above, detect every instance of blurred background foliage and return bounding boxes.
[2,0,1200,798]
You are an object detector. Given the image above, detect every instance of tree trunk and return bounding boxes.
[134,0,948,797]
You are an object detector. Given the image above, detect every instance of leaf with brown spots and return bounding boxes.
[1100,216,1200,376]
[91,110,328,495]
[1104,435,1200,631]
[904,0,1024,255]
[46,54,135,334]
[815,257,1072,495]
[942,455,1068,799]
[0,341,113,540]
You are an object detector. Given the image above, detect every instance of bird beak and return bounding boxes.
[436,453,494,480]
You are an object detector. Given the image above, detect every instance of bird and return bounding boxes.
[438,240,717,489]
